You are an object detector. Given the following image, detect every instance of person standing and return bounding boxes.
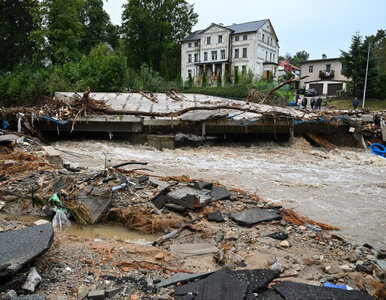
[310,98,316,110]
[316,97,322,110]
[353,97,360,111]
[297,97,302,109]
[302,97,308,109]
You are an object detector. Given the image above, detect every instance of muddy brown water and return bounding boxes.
[51,138,386,249]
[0,214,160,243]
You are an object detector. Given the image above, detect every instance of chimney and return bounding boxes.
[322,54,327,59]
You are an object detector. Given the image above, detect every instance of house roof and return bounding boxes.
[300,57,341,64]
[183,19,269,42]
[279,60,300,70]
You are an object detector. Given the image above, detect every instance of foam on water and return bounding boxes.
[52,138,386,249]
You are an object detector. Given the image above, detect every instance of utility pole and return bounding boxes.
[362,42,370,109]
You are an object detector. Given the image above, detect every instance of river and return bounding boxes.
[51,138,386,249]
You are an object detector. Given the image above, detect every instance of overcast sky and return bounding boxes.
[104,0,385,59]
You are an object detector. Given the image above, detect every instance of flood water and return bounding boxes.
[52,138,386,249]
[0,214,160,243]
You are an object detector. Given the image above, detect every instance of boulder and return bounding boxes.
[206,210,224,222]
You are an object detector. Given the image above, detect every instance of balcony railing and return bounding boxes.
[319,70,335,79]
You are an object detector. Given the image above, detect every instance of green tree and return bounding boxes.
[234,68,239,85]
[121,0,198,73]
[202,71,207,87]
[341,33,379,97]
[188,73,194,88]
[79,44,128,91]
[79,0,119,54]
[217,73,222,87]
[0,0,37,71]
[176,71,182,88]
[34,0,85,65]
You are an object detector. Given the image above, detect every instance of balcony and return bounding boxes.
[319,69,335,79]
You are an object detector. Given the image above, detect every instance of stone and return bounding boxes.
[267,232,288,240]
[22,267,42,292]
[87,290,105,300]
[0,201,5,211]
[1,290,17,300]
[339,264,353,272]
[188,180,213,190]
[0,223,54,272]
[324,265,340,275]
[77,187,111,224]
[41,146,63,168]
[157,272,213,288]
[155,253,164,260]
[168,187,211,210]
[229,208,281,227]
[130,295,140,300]
[149,177,170,191]
[206,210,224,222]
[105,288,120,298]
[151,195,170,209]
[279,240,290,248]
[270,258,283,272]
[225,230,237,240]
[170,243,218,258]
[78,285,89,299]
[210,186,231,201]
[273,281,373,300]
[33,219,50,226]
[164,203,187,213]
[175,270,250,300]
[349,251,359,263]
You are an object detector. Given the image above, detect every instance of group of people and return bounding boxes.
[296,96,322,110]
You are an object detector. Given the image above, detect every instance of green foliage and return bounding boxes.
[282,51,309,67]
[78,44,128,91]
[234,68,239,85]
[0,0,37,72]
[79,0,119,54]
[217,74,222,87]
[202,71,207,87]
[121,0,198,72]
[341,33,379,97]
[133,63,163,91]
[188,73,194,88]
[176,71,182,88]
[240,69,254,85]
[224,70,232,85]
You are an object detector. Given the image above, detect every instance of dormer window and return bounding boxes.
[243,35,247,40]
[188,42,192,48]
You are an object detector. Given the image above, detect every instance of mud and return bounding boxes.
[52,138,386,249]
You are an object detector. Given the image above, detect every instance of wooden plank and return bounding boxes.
[305,133,336,149]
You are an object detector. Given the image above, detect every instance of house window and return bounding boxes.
[243,34,247,40]
[218,35,222,43]
[194,41,199,47]
[204,52,208,61]
[188,69,192,77]
[188,42,192,48]
[235,35,239,41]
[242,48,247,58]
[308,65,313,73]
[207,37,211,45]
[221,49,225,59]
[235,48,239,58]
[271,37,273,45]
[326,64,331,72]
[262,34,265,42]
[234,66,238,73]
[270,53,272,61]
[188,54,192,63]
[242,65,246,73]
[273,54,276,62]
[211,50,217,61]
[194,53,198,62]
[265,51,268,61]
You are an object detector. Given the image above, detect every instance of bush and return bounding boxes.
[133,63,164,91]
[217,74,222,87]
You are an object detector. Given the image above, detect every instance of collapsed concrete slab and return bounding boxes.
[0,224,54,273]
[272,281,374,300]
[229,208,281,227]
[188,180,213,190]
[170,243,218,258]
[210,186,231,201]
[168,187,211,210]
[77,186,111,224]
[157,272,213,288]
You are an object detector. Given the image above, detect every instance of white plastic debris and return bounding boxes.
[22,267,42,292]
[52,207,71,230]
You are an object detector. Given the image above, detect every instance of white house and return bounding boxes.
[181,19,280,84]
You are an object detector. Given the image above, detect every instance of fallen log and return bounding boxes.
[259,75,309,104]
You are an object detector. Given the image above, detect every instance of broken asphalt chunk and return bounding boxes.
[0,223,54,273]
[157,272,213,288]
[229,208,281,227]
[273,281,374,300]
[77,186,111,224]
[164,203,187,212]
[188,180,213,190]
[230,269,280,293]
[206,210,224,222]
[210,186,231,201]
[175,270,250,300]
[152,195,171,210]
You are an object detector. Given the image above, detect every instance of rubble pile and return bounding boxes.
[0,137,385,299]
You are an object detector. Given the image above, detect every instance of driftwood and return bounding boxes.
[305,133,336,149]
[259,75,309,104]
[139,90,158,103]
[166,88,185,101]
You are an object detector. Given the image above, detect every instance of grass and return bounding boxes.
[329,98,386,111]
